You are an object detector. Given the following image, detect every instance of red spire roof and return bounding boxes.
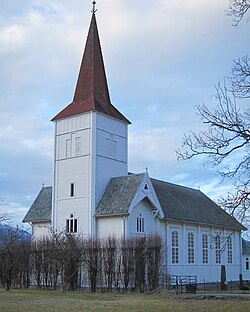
[52,12,130,123]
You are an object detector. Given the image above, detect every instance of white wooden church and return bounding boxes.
[23,5,248,284]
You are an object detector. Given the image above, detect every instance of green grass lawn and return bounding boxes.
[0,289,250,312]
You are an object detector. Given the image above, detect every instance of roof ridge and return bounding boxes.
[110,173,145,180]
[151,177,200,192]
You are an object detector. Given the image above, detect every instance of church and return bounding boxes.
[23,4,247,284]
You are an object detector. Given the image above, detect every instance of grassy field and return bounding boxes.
[0,289,250,312]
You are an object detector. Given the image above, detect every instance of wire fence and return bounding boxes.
[165,275,250,294]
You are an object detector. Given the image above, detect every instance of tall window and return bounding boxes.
[66,214,78,234]
[66,139,71,158]
[106,134,117,159]
[202,233,208,264]
[75,137,81,156]
[70,183,75,197]
[215,235,221,264]
[246,258,249,271]
[136,214,144,232]
[172,230,179,264]
[188,231,195,264]
[227,236,232,264]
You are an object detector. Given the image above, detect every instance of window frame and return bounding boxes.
[227,236,233,264]
[215,234,221,264]
[136,213,144,233]
[66,214,78,234]
[202,233,209,264]
[75,136,81,156]
[246,257,249,271]
[70,183,75,197]
[171,229,179,264]
[66,138,71,158]
[187,231,195,264]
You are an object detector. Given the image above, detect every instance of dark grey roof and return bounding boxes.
[151,179,245,230]
[242,239,250,255]
[23,187,52,223]
[96,174,245,230]
[95,174,144,216]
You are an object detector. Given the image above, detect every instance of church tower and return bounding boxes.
[51,5,130,237]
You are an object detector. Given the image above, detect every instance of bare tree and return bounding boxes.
[84,238,101,292]
[121,238,135,291]
[134,237,146,293]
[176,59,250,222]
[0,227,31,290]
[145,235,162,291]
[227,0,250,26]
[101,236,117,292]
[229,56,250,98]
[62,235,82,291]
[0,212,10,224]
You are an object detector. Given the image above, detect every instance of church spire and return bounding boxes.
[73,11,111,109]
[52,5,130,124]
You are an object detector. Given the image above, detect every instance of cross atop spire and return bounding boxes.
[52,7,130,124]
[91,1,97,14]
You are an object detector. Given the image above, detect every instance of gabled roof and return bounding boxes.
[23,187,52,223]
[151,178,245,230]
[96,174,245,230]
[95,174,144,216]
[52,13,130,124]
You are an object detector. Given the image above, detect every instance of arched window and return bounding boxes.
[202,233,208,264]
[227,236,232,263]
[172,230,179,264]
[188,232,195,264]
[215,235,221,264]
[66,214,78,234]
[136,214,144,233]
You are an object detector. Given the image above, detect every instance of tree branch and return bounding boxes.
[227,0,250,26]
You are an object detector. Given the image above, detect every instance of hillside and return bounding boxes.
[0,224,31,241]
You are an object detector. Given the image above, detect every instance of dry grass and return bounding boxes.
[0,289,250,312]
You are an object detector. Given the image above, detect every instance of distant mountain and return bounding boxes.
[0,224,31,242]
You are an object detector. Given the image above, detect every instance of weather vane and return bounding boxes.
[92,1,97,14]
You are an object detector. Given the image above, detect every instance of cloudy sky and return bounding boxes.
[0,0,249,228]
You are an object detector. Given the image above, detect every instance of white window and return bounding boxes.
[75,137,81,156]
[171,230,179,264]
[66,139,72,158]
[106,134,117,159]
[228,236,232,264]
[66,214,78,233]
[188,231,195,264]
[136,214,144,232]
[215,235,221,264]
[202,233,208,264]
